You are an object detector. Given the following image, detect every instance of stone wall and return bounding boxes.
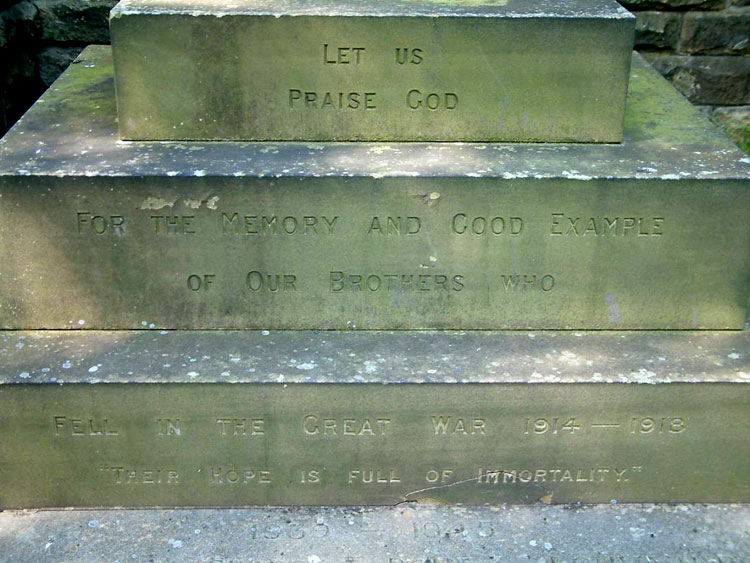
[623,0,750,151]
[0,0,116,134]
[0,0,748,150]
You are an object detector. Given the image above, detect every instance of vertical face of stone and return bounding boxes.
[109,0,635,142]
[1,174,749,330]
[0,329,749,508]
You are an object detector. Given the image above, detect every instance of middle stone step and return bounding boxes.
[109,0,635,142]
[1,47,748,330]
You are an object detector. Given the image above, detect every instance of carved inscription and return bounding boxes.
[348,469,401,484]
[246,272,297,292]
[432,416,486,435]
[631,417,686,434]
[289,90,377,110]
[395,48,423,65]
[288,44,461,111]
[103,466,179,485]
[368,216,421,235]
[54,416,118,436]
[477,467,638,484]
[151,215,196,235]
[551,214,664,237]
[222,213,339,235]
[76,212,124,235]
[70,205,672,308]
[522,417,688,435]
[330,272,465,292]
[323,44,366,65]
[425,469,455,483]
[210,467,271,484]
[524,417,581,435]
[451,214,523,235]
[216,418,265,435]
[303,416,390,436]
[501,274,555,292]
[407,90,458,111]
[157,418,181,436]
[187,274,215,292]
[300,469,321,483]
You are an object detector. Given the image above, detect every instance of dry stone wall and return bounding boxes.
[0,0,748,151]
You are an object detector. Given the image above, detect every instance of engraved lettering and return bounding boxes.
[551,214,665,237]
[157,418,181,436]
[501,274,555,292]
[289,90,376,110]
[367,216,421,235]
[478,466,634,485]
[53,416,118,437]
[76,212,125,235]
[151,215,196,235]
[222,213,338,235]
[330,272,464,292]
[323,44,365,65]
[395,48,423,65]
[452,214,523,235]
[216,418,265,436]
[431,416,486,435]
[524,417,581,435]
[630,417,686,434]
[104,466,179,485]
[407,90,458,111]
[425,469,454,483]
[300,469,321,483]
[210,467,271,484]
[348,469,400,484]
[303,415,390,436]
[246,271,297,292]
[187,274,215,292]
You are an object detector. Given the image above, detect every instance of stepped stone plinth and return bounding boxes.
[109,0,635,142]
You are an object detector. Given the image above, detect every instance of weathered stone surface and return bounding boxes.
[0,330,748,508]
[712,104,750,153]
[646,53,750,104]
[634,10,682,49]
[35,0,117,43]
[619,0,725,11]
[110,0,635,142]
[37,44,81,85]
[680,12,750,54]
[1,504,750,562]
[0,47,748,330]
[2,330,746,385]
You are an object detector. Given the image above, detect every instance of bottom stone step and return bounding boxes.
[0,331,748,508]
[1,505,749,562]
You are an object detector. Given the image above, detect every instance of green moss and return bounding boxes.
[711,107,750,155]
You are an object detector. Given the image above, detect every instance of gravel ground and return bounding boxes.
[1,503,749,562]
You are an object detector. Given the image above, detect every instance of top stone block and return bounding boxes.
[109,0,635,142]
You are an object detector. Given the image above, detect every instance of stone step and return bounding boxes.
[0,330,748,508]
[0,47,748,330]
[109,0,635,142]
[1,504,749,562]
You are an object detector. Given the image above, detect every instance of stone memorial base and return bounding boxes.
[2,504,749,562]
[1,47,749,330]
[109,0,634,142]
[1,330,748,508]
